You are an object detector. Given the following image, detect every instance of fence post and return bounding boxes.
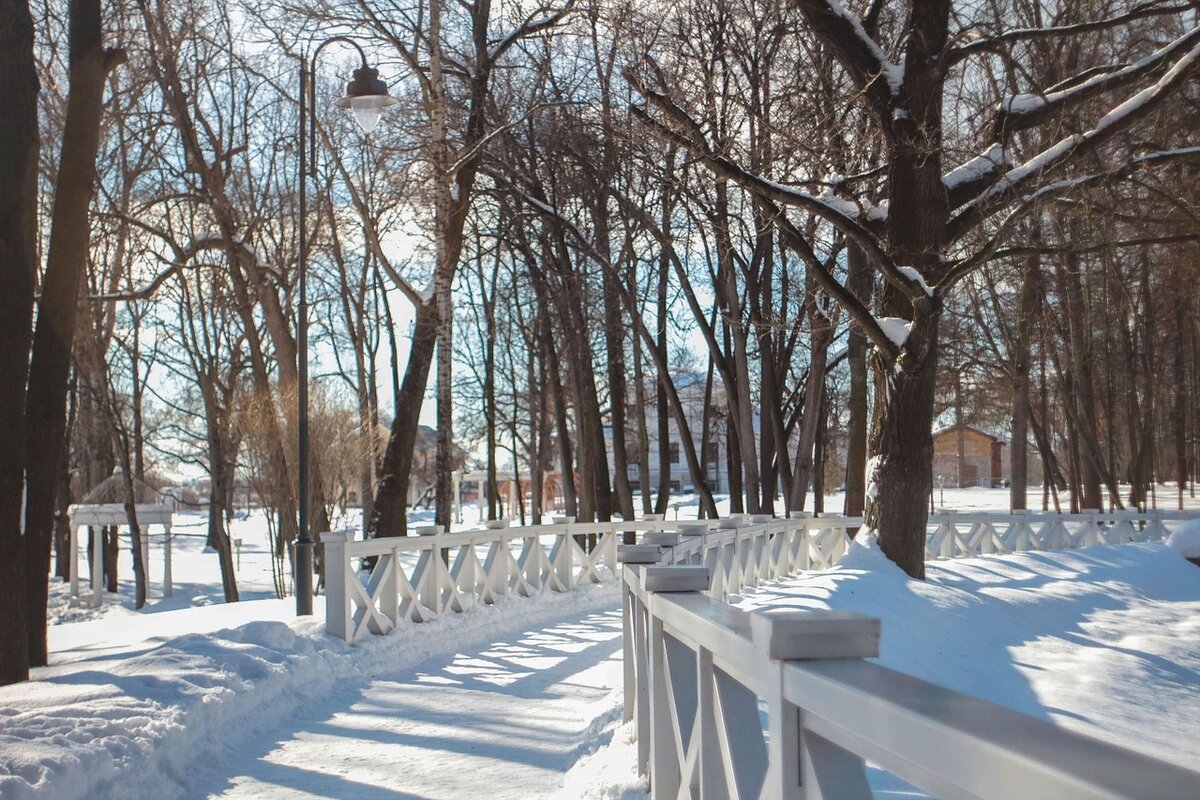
[643,565,710,800]
[321,531,353,643]
[163,522,173,597]
[618,543,665,774]
[789,511,811,572]
[750,610,880,800]
[416,525,442,614]
[643,531,681,565]
[679,522,707,567]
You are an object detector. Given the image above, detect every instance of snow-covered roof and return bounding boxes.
[931,423,1007,444]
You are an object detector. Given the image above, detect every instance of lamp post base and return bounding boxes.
[295,540,314,615]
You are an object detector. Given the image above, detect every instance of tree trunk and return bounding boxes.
[543,316,577,517]
[1058,252,1104,510]
[1174,291,1189,509]
[435,287,454,529]
[632,323,653,515]
[485,304,498,520]
[0,0,38,686]
[789,305,833,511]
[954,374,966,487]
[864,312,941,580]
[372,300,439,537]
[1009,231,1041,511]
[22,0,122,668]
[843,243,871,517]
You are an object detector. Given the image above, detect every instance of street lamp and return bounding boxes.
[295,37,397,615]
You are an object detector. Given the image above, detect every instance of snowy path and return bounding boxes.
[187,604,625,800]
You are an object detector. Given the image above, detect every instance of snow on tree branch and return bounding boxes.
[793,0,902,112]
[488,1,576,63]
[991,25,1200,138]
[944,147,1200,286]
[947,2,1194,66]
[950,34,1200,239]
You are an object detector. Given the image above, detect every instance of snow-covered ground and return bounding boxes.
[5,492,1199,799]
[2,580,625,800]
[567,538,1200,798]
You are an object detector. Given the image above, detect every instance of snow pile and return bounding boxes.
[564,539,1200,799]
[0,582,618,800]
[876,316,912,347]
[896,266,933,296]
[741,537,1200,766]
[1166,517,1200,558]
[943,143,1008,190]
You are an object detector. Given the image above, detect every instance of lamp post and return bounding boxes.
[295,38,397,616]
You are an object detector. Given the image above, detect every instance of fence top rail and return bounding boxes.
[930,508,1200,522]
[785,657,1200,800]
[628,562,1200,800]
[69,503,175,526]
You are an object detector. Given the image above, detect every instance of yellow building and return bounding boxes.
[932,425,1007,488]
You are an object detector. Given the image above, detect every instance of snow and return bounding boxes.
[741,537,1200,766]
[0,579,623,800]
[568,539,1200,798]
[897,265,933,296]
[823,0,903,95]
[997,29,1200,121]
[942,143,1007,190]
[815,187,860,218]
[865,455,882,501]
[876,316,912,347]
[1166,517,1200,558]
[8,500,1200,798]
[1000,92,1046,114]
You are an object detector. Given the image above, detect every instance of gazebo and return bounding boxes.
[68,469,177,607]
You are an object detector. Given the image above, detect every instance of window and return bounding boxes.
[669,442,680,464]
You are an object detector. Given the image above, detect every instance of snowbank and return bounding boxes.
[0,582,618,800]
[563,540,1200,799]
[1166,517,1200,559]
[741,536,1200,766]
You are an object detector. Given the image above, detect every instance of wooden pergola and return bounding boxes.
[68,503,176,607]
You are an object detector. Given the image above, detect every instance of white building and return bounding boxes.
[604,372,730,495]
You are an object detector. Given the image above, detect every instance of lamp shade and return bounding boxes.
[334,66,399,134]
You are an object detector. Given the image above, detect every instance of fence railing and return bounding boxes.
[619,559,1200,799]
[923,508,1186,559]
[322,517,674,643]
[324,508,1198,645]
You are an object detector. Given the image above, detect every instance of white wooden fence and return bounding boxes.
[322,517,673,643]
[619,560,1200,799]
[618,509,1200,799]
[325,508,1197,644]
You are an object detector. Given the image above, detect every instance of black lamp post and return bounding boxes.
[295,38,397,616]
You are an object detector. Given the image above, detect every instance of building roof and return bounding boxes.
[932,424,1007,445]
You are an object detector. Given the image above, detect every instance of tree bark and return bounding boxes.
[1009,228,1041,510]
[843,243,871,517]
[0,0,38,686]
[22,0,123,667]
[864,311,941,580]
[372,300,439,537]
